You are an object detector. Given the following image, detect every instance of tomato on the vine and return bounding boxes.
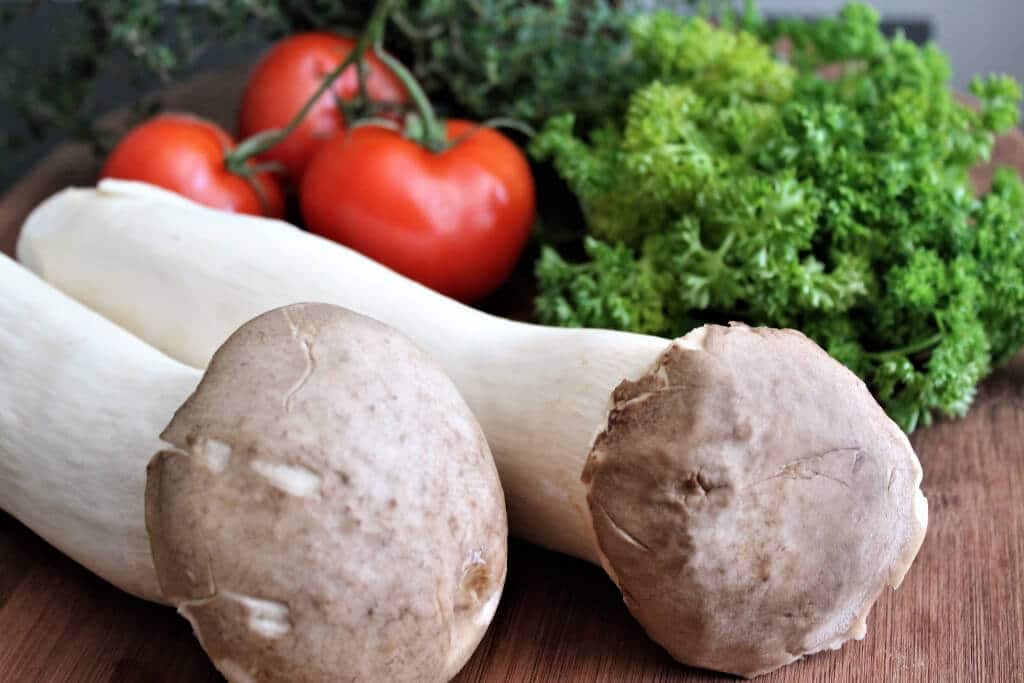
[101,113,284,218]
[300,120,536,303]
[238,32,409,182]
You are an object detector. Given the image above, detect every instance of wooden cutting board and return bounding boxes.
[1,67,1022,682]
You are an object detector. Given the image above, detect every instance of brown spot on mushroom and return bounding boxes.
[455,549,493,613]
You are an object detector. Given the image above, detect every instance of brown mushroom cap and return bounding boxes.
[146,303,507,683]
[583,323,927,678]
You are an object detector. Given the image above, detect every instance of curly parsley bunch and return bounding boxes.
[533,4,1024,432]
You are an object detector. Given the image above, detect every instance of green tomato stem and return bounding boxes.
[225,0,394,171]
[371,38,448,152]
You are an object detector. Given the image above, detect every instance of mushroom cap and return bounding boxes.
[583,323,928,678]
[146,303,507,683]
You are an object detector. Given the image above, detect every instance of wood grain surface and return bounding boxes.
[1,66,1023,682]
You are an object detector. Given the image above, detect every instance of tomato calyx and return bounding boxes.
[369,39,448,153]
[388,113,535,157]
[398,113,447,153]
[366,36,536,153]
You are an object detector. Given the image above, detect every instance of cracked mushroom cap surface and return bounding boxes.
[583,323,928,678]
[145,303,507,683]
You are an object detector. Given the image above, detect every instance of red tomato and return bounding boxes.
[238,32,409,182]
[102,113,284,218]
[300,120,536,302]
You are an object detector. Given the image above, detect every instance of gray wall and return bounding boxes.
[760,0,1024,91]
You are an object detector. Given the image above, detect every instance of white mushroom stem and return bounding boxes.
[0,253,200,601]
[18,181,669,563]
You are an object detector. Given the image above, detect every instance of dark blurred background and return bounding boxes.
[2,0,1022,192]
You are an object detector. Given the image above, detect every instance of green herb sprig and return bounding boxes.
[533,4,1024,432]
[0,0,645,160]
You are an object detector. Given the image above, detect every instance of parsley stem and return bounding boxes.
[863,332,943,361]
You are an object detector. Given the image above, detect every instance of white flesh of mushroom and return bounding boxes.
[0,253,200,600]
